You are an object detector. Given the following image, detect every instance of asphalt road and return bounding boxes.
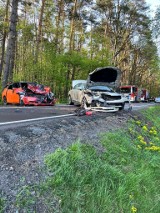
[0,102,156,126]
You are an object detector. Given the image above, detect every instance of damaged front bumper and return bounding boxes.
[19,92,56,106]
[87,96,125,111]
[86,106,119,112]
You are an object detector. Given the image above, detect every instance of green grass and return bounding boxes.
[0,198,5,213]
[15,106,160,213]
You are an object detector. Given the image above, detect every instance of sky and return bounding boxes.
[145,0,160,55]
[146,0,160,13]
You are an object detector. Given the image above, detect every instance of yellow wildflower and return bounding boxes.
[131,206,137,213]
[140,140,147,145]
[137,135,144,140]
[145,146,160,151]
[136,121,141,125]
[142,125,148,131]
[151,127,156,131]
[153,130,157,135]
[149,130,157,135]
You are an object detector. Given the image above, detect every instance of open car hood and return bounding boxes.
[27,83,50,95]
[86,67,121,89]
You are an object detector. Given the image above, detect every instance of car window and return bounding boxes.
[12,83,20,88]
[88,86,113,92]
[8,84,13,89]
[120,88,131,93]
[74,83,85,90]
[132,87,137,92]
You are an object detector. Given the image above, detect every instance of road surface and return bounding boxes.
[0,102,156,126]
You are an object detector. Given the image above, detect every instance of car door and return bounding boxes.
[70,81,86,104]
[7,83,20,104]
[73,83,85,104]
[71,83,80,103]
[6,84,13,103]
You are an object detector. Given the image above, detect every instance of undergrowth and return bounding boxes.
[14,106,160,213]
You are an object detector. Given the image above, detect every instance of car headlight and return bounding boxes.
[93,95,100,98]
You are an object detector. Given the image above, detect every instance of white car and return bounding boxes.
[155,97,160,103]
[68,67,125,110]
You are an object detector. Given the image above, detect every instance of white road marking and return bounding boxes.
[0,104,72,110]
[0,103,156,126]
[0,113,75,126]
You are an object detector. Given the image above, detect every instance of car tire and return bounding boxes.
[19,97,24,106]
[68,95,74,105]
[119,103,125,110]
[81,97,90,108]
[3,96,8,105]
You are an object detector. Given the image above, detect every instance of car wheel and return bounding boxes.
[19,98,24,106]
[119,103,125,110]
[3,96,8,105]
[68,95,74,105]
[81,97,90,108]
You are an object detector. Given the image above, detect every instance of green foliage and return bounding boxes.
[153,7,160,39]
[16,186,36,212]
[13,41,111,101]
[1,0,160,100]
[141,106,160,128]
[15,106,160,212]
[0,197,5,213]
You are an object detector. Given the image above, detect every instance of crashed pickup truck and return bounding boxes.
[68,67,125,112]
[2,82,56,106]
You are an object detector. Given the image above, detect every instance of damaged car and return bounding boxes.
[68,67,125,111]
[2,82,56,106]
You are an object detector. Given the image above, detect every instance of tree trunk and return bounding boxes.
[55,0,64,54]
[69,0,78,52]
[0,0,10,81]
[35,0,46,63]
[2,0,19,88]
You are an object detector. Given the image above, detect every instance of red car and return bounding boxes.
[2,82,56,106]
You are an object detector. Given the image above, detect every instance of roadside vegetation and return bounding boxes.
[12,106,160,213]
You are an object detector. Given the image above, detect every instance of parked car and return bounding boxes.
[155,97,160,103]
[2,82,56,106]
[68,67,125,110]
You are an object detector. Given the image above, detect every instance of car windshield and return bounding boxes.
[120,88,131,93]
[88,86,113,92]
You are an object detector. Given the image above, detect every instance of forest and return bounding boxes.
[0,0,160,101]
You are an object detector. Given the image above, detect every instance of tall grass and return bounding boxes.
[15,106,160,212]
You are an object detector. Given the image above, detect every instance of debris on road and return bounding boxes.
[75,105,119,116]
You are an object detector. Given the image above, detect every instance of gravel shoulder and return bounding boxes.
[0,110,136,212]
